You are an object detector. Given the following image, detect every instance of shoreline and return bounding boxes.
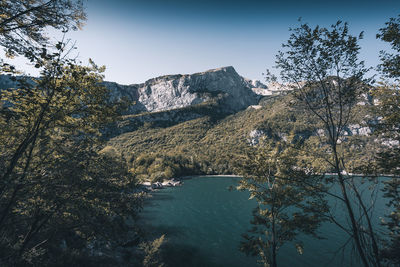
[139,174,241,192]
[179,174,240,179]
[138,173,398,193]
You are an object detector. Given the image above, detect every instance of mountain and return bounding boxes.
[0,68,379,183]
[0,67,277,115]
[107,89,380,182]
[0,67,278,137]
[104,66,266,114]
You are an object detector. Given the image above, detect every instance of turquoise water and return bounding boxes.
[140,176,388,267]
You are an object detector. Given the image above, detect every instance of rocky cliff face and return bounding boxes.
[0,66,268,115]
[105,66,264,114]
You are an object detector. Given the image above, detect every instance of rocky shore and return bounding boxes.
[140,178,183,191]
[139,175,240,192]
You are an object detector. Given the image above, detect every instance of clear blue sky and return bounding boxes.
[15,0,400,84]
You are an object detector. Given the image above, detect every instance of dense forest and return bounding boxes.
[0,1,399,267]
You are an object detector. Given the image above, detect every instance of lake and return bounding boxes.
[139,176,388,267]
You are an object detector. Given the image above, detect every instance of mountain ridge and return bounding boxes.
[105,66,267,115]
[0,66,278,115]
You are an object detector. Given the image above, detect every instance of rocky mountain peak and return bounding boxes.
[106,66,266,114]
[200,66,238,75]
[0,67,269,115]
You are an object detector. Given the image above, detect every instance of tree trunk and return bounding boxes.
[333,147,370,267]
[271,213,277,267]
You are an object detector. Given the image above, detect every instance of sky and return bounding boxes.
[12,0,400,84]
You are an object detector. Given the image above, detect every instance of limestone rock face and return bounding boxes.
[244,78,268,89]
[0,67,266,114]
[248,129,266,146]
[105,66,263,114]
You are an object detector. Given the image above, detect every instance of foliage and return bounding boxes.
[377,14,400,79]
[130,153,200,183]
[0,43,144,265]
[0,1,149,265]
[140,235,165,267]
[372,83,400,264]
[372,83,400,175]
[108,89,377,181]
[0,0,86,57]
[236,141,328,267]
[261,20,383,267]
[374,15,400,265]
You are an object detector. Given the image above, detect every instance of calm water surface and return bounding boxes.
[140,176,388,267]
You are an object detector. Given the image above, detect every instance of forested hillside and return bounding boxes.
[107,90,378,182]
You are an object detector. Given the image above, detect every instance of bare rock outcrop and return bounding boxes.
[105,66,264,114]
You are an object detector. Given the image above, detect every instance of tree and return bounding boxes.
[0,42,143,265]
[376,15,400,79]
[140,235,165,267]
[0,0,86,57]
[0,1,146,265]
[373,14,400,266]
[236,140,328,267]
[264,21,382,267]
